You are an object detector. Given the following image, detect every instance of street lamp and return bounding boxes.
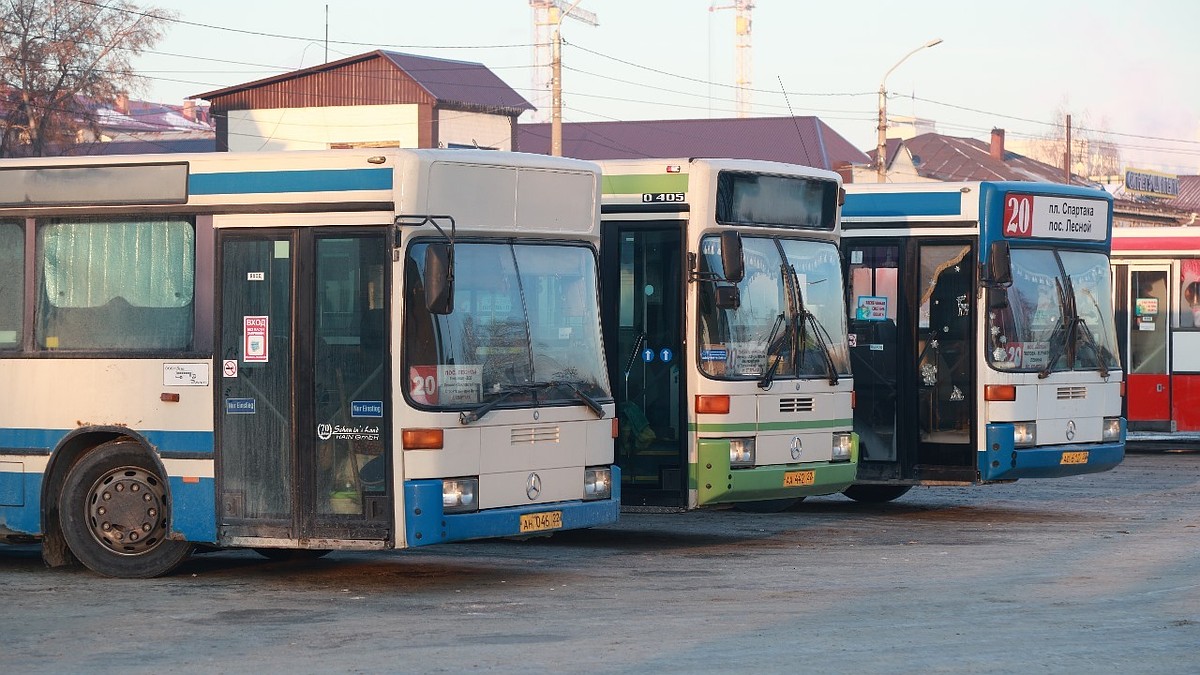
[876,38,942,183]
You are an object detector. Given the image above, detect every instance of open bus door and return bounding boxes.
[217,228,391,547]
[600,221,687,508]
[846,239,977,491]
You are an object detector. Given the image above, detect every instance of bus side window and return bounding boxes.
[1182,280,1200,328]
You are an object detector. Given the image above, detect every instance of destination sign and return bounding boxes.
[1002,193,1108,242]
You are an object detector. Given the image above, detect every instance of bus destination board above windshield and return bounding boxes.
[1003,194,1108,242]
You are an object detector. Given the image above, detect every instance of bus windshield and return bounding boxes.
[405,241,610,410]
[698,234,851,381]
[987,248,1120,374]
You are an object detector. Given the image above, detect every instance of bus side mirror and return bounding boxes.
[986,240,1013,287]
[424,243,454,315]
[715,285,740,310]
[720,230,744,283]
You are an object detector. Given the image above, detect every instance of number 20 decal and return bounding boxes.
[1004,195,1034,237]
[409,366,438,405]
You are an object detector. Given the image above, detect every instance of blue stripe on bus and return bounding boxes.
[0,470,217,542]
[0,428,213,455]
[982,422,1125,480]
[842,191,962,218]
[403,466,621,546]
[189,167,393,196]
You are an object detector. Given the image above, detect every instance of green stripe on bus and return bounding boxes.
[601,173,689,195]
[688,419,853,433]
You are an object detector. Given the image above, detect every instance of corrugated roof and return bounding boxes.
[194,50,531,114]
[882,132,1096,186]
[378,51,532,113]
[516,116,868,170]
[1176,175,1200,211]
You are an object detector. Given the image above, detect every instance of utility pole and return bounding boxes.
[1064,114,1073,184]
[876,39,942,183]
[531,1,597,125]
[549,1,595,156]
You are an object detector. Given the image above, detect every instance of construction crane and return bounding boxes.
[530,0,598,124]
[709,1,754,118]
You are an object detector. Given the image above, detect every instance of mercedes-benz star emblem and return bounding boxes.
[526,472,542,500]
[789,436,803,461]
[1066,420,1076,442]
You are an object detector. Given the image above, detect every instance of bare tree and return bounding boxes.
[0,0,175,156]
[1028,105,1123,182]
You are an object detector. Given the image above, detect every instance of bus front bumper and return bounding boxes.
[403,466,621,547]
[695,437,859,506]
[982,421,1126,481]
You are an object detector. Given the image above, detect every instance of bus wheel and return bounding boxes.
[841,484,913,503]
[254,548,332,561]
[58,440,192,578]
[735,497,804,513]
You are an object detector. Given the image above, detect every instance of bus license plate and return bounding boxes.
[783,470,815,487]
[519,510,563,533]
[1061,451,1089,465]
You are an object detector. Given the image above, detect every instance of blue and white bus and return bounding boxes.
[0,148,618,577]
[840,181,1125,501]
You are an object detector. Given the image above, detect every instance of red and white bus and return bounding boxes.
[1111,226,1200,434]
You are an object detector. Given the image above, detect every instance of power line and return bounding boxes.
[74,0,535,51]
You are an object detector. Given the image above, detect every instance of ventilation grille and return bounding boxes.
[779,397,815,413]
[1056,386,1087,400]
[511,426,561,444]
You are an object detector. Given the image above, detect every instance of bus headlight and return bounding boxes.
[443,478,478,513]
[729,438,755,468]
[1013,422,1037,448]
[1102,417,1121,442]
[584,466,612,500]
[831,432,853,463]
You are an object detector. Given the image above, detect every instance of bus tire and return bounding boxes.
[841,484,913,503]
[58,440,192,578]
[254,548,332,561]
[734,497,804,513]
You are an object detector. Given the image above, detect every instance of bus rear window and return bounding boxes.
[37,217,194,351]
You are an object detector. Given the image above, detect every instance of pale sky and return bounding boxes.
[133,0,1200,174]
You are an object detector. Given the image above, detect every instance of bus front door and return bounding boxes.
[217,229,391,546]
[1125,265,1171,429]
[601,221,686,508]
[846,239,976,483]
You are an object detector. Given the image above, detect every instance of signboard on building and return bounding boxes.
[1125,168,1179,199]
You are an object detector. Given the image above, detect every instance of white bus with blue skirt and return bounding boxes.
[0,148,618,577]
[840,181,1125,502]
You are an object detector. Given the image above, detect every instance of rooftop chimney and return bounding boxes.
[114,91,129,115]
[182,99,196,122]
[990,128,1005,161]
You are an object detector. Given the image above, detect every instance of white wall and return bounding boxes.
[226,104,421,151]
[437,110,514,151]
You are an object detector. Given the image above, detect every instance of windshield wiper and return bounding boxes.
[786,265,840,386]
[555,380,606,418]
[797,307,842,386]
[460,380,606,425]
[757,311,790,389]
[1039,278,1075,379]
[460,382,552,425]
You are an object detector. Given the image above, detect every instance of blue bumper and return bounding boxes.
[981,421,1126,481]
[403,466,621,547]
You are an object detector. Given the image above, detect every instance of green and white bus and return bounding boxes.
[0,148,618,577]
[597,158,857,511]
